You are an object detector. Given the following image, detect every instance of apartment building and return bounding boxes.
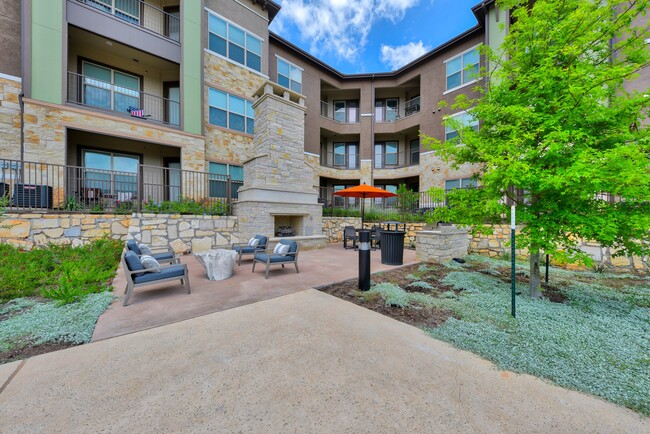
[3,0,643,212]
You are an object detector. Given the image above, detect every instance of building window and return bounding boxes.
[208,11,262,72]
[444,111,478,143]
[83,150,139,199]
[332,143,358,169]
[375,142,399,168]
[277,57,302,93]
[410,139,420,165]
[445,47,479,91]
[208,88,254,134]
[373,184,398,205]
[82,61,140,113]
[375,98,398,122]
[332,100,359,123]
[445,177,478,191]
[209,162,244,198]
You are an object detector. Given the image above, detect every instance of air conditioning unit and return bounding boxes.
[13,184,53,208]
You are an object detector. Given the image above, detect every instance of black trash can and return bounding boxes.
[380,230,406,265]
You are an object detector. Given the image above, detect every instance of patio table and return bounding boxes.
[194,249,237,281]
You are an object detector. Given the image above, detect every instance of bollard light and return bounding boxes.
[358,230,371,291]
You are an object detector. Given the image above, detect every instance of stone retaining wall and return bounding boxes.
[0,213,131,250]
[322,217,426,247]
[416,227,470,263]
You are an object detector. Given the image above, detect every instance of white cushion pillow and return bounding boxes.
[273,243,290,256]
[140,255,161,272]
[248,237,260,247]
[139,244,153,255]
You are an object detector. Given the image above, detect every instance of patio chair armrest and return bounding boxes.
[231,242,252,249]
[150,246,175,254]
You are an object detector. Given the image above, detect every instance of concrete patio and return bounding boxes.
[1,289,647,433]
[93,244,418,340]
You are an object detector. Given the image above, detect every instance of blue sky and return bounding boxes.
[269,0,481,74]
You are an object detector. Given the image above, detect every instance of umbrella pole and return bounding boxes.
[361,196,365,228]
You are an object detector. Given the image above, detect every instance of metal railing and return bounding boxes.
[375,96,421,123]
[67,72,180,127]
[77,0,180,42]
[319,188,447,217]
[0,158,238,214]
[320,101,360,123]
[373,149,420,169]
[320,150,360,169]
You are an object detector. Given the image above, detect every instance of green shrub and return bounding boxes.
[0,238,122,303]
[142,196,228,215]
[410,281,434,290]
[367,283,436,308]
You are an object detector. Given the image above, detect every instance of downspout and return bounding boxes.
[19,92,25,183]
[370,74,375,185]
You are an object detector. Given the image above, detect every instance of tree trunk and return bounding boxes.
[529,247,543,298]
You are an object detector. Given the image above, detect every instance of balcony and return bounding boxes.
[76,0,179,41]
[375,96,421,123]
[67,71,180,127]
[320,101,360,123]
[68,0,181,63]
[320,150,360,170]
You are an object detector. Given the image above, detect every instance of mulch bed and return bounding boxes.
[0,342,79,365]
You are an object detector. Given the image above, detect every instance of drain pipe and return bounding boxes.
[370,74,375,185]
[19,91,25,182]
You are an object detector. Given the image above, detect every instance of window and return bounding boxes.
[410,139,420,165]
[445,111,478,143]
[375,142,399,168]
[375,98,398,122]
[333,184,357,206]
[164,6,180,42]
[445,177,478,191]
[332,100,359,123]
[209,162,243,198]
[83,150,139,199]
[82,61,140,113]
[332,143,358,169]
[208,88,254,134]
[208,12,262,72]
[446,47,479,91]
[277,57,302,93]
[373,184,398,205]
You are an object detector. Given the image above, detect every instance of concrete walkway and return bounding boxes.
[93,244,418,340]
[1,290,647,433]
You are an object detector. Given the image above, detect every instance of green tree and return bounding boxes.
[422,0,650,297]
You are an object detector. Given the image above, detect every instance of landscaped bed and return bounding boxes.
[317,255,650,415]
[0,239,123,363]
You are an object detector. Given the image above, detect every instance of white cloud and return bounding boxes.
[271,0,420,63]
[380,41,430,70]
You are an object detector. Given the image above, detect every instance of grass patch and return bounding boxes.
[0,238,123,304]
[427,266,650,415]
[0,292,115,352]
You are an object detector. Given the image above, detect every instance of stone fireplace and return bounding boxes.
[233,82,326,249]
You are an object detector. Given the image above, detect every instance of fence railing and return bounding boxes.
[319,149,420,169]
[375,96,421,123]
[0,158,239,214]
[77,0,180,42]
[318,188,447,219]
[67,72,181,127]
[319,101,360,123]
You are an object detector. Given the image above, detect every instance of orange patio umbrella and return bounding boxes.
[333,183,397,227]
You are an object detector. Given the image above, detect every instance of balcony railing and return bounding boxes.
[320,150,360,169]
[320,101,360,123]
[67,72,180,127]
[373,149,420,169]
[375,96,421,123]
[0,158,241,214]
[77,0,180,42]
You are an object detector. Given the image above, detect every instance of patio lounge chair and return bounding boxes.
[126,240,176,264]
[252,239,299,279]
[231,235,268,265]
[370,225,381,250]
[343,226,358,250]
[122,250,190,306]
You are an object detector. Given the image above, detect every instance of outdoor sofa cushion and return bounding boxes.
[127,240,174,261]
[253,253,295,263]
[127,240,141,255]
[133,264,186,284]
[140,255,161,272]
[124,251,145,276]
[233,245,258,254]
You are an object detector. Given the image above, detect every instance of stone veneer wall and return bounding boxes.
[470,224,648,273]
[416,227,470,263]
[127,213,238,253]
[0,213,237,252]
[322,217,426,247]
[0,76,21,160]
[0,213,131,250]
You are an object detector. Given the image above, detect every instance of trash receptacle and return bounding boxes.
[380,230,406,265]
